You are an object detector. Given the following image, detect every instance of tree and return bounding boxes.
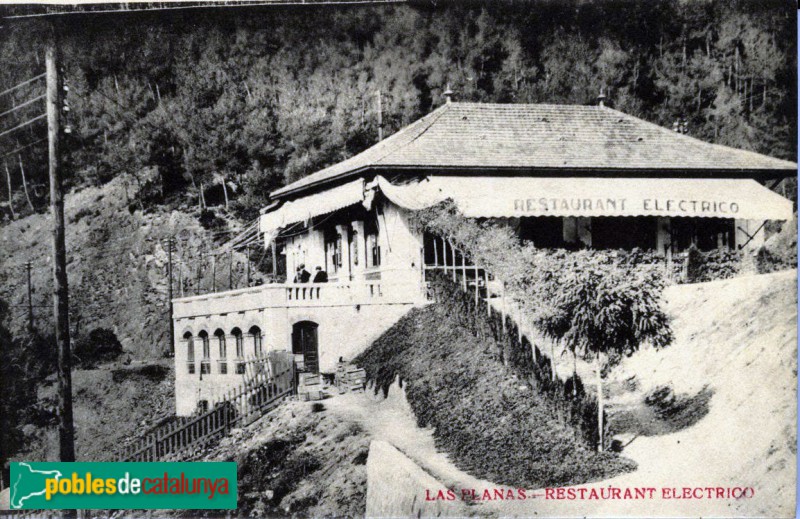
[546,252,673,450]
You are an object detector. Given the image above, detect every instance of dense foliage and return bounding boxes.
[410,200,673,359]
[0,299,57,485]
[683,245,743,282]
[0,1,795,220]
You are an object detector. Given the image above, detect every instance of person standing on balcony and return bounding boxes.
[313,266,328,283]
[294,264,311,283]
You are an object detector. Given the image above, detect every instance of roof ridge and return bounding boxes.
[372,102,454,165]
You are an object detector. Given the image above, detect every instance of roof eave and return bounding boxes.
[270,164,797,200]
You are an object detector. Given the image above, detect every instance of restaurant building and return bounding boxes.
[172,100,795,415]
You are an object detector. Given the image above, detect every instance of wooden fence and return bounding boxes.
[119,350,295,462]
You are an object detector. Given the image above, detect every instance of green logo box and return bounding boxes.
[9,462,237,510]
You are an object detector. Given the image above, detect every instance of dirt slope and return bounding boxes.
[0,172,261,358]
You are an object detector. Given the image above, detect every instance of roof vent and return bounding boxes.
[597,87,607,108]
[443,84,455,104]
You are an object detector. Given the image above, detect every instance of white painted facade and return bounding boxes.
[173,202,427,416]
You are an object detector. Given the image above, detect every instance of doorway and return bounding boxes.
[292,321,320,374]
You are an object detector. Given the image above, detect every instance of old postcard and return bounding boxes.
[0,1,796,517]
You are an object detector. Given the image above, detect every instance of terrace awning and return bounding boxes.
[259,178,365,234]
[374,176,794,221]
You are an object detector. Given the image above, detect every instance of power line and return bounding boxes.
[2,0,408,20]
[0,74,45,97]
[0,94,45,119]
[0,113,46,139]
[0,137,47,160]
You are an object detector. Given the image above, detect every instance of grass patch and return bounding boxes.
[356,303,636,488]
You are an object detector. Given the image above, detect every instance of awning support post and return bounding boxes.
[450,241,456,282]
[461,252,467,291]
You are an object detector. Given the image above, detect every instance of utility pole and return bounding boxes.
[245,246,251,287]
[228,250,233,290]
[270,240,277,282]
[212,254,217,293]
[25,262,34,331]
[376,89,383,141]
[166,238,174,356]
[46,22,76,478]
[25,261,33,333]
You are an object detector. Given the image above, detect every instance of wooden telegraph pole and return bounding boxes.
[25,261,34,331]
[166,238,175,355]
[46,25,76,472]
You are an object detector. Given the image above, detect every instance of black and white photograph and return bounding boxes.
[0,0,796,517]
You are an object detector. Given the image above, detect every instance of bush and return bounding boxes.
[74,328,124,368]
[198,209,227,231]
[683,246,742,283]
[755,246,795,274]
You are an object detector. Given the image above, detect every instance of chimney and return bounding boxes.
[597,87,607,108]
[443,84,455,104]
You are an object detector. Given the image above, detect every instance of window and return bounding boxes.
[215,329,227,374]
[365,216,380,267]
[232,328,244,358]
[199,331,210,360]
[232,327,245,374]
[215,329,226,359]
[324,229,341,274]
[198,331,211,374]
[184,332,195,373]
[249,326,263,356]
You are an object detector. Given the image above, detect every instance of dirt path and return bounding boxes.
[330,270,797,518]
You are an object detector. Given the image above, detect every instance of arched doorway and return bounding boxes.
[292,321,319,374]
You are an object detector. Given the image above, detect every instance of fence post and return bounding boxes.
[149,430,157,462]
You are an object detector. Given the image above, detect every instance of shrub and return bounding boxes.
[755,246,795,274]
[74,328,124,368]
[683,246,742,283]
[198,209,226,231]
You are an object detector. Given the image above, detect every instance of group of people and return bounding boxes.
[293,264,328,283]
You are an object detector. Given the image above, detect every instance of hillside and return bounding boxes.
[0,171,253,358]
[0,2,794,225]
[0,173,258,476]
[355,295,636,489]
[350,270,796,517]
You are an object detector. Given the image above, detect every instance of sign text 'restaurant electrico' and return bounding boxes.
[513,198,740,215]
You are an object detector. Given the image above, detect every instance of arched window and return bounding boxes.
[198,331,211,374]
[214,329,227,374]
[232,328,244,358]
[198,331,210,359]
[184,332,195,374]
[215,329,226,358]
[249,326,263,356]
[232,328,245,374]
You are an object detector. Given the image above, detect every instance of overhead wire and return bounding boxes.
[0,73,45,97]
[0,137,47,160]
[0,113,46,139]
[0,94,45,119]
